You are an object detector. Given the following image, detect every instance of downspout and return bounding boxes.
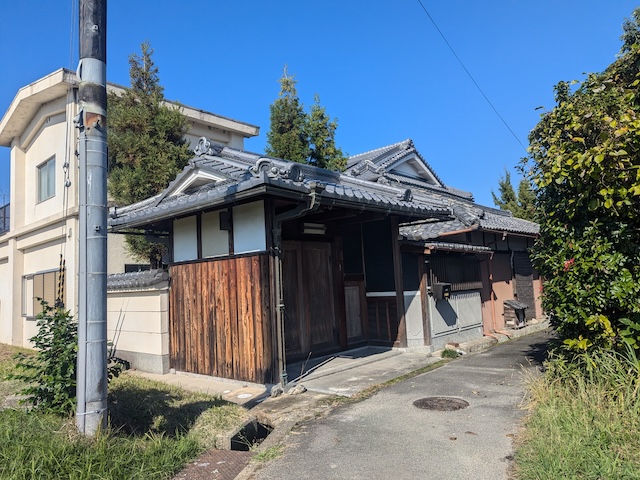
[272,182,323,387]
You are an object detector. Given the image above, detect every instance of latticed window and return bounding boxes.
[429,255,482,291]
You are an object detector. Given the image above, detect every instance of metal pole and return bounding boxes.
[76,0,108,436]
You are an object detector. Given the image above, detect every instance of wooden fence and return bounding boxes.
[169,254,274,384]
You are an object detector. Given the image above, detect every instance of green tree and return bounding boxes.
[491,170,536,221]
[307,94,347,171]
[108,42,191,267]
[527,8,640,353]
[265,67,309,163]
[266,68,346,170]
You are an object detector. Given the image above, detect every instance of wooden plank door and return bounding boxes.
[282,241,337,357]
[513,252,536,320]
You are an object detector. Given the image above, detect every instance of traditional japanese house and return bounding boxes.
[108,137,453,384]
[345,139,542,350]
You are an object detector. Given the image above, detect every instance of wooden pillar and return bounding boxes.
[332,236,348,349]
[390,217,407,348]
[418,253,432,346]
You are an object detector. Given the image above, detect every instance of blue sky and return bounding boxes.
[0,1,637,207]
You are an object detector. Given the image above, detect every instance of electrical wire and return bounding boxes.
[57,0,79,307]
[416,0,528,153]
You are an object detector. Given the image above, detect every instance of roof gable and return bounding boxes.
[346,139,444,188]
[387,152,441,186]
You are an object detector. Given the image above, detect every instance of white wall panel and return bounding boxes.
[201,210,229,257]
[233,201,266,253]
[173,216,197,262]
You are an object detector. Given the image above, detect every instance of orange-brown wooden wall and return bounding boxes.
[169,254,275,384]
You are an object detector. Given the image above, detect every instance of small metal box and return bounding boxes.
[432,283,452,301]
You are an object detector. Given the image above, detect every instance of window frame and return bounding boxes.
[22,268,64,319]
[37,156,56,203]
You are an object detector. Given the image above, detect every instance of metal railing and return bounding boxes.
[0,203,9,235]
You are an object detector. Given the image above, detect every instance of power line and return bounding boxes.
[416,0,528,153]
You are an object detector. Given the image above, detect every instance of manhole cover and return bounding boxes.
[413,397,469,411]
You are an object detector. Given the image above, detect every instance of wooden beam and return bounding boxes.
[390,217,407,348]
[333,237,348,349]
[418,255,431,346]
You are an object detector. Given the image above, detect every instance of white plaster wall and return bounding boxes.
[233,201,266,253]
[173,216,198,262]
[22,238,65,276]
[184,127,246,150]
[107,287,168,356]
[404,291,424,348]
[201,210,229,257]
[107,233,141,274]
[22,108,68,225]
[0,256,11,344]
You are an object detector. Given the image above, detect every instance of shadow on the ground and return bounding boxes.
[521,330,557,367]
[108,383,229,437]
[287,346,392,383]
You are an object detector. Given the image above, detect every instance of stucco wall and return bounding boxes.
[404,291,425,348]
[0,253,11,344]
[107,283,169,374]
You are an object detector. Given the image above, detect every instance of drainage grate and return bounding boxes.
[413,397,469,411]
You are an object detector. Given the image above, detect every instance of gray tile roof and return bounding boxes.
[107,269,169,290]
[345,139,474,201]
[347,140,540,240]
[108,138,453,230]
[108,137,539,240]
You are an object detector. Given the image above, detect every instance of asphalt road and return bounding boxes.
[254,330,551,480]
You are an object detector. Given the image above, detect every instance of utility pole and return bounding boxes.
[76,0,108,436]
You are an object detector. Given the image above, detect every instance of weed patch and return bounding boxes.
[0,344,251,479]
[515,349,640,479]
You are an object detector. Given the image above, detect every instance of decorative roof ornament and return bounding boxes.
[398,188,413,202]
[194,137,224,157]
[250,158,305,181]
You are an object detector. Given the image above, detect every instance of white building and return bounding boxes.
[0,68,259,351]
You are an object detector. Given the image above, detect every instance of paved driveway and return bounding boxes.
[253,331,550,480]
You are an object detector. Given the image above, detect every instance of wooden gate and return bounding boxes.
[169,255,274,384]
[282,241,338,358]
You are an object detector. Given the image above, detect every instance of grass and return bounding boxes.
[515,348,640,479]
[0,344,32,403]
[253,445,284,462]
[0,343,251,479]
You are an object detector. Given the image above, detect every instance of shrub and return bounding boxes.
[9,301,127,415]
[527,12,640,353]
[9,301,77,414]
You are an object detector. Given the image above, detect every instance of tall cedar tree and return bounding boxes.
[266,68,346,170]
[491,170,535,221]
[265,68,309,163]
[108,42,191,266]
[308,94,347,171]
[527,8,640,353]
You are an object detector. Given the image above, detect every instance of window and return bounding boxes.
[22,269,65,318]
[430,255,482,291]
[37,156,56,203]
[124,264,151,273]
